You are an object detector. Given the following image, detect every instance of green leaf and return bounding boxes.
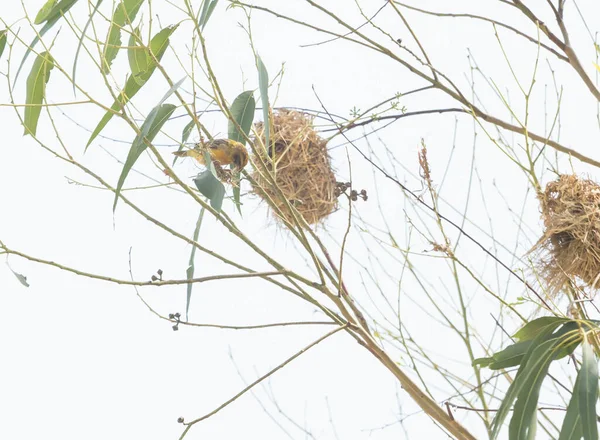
[142,24,178,80]
[72,0,103,95]
[35,0,58,24]
[36,0,78,24]
[514,317,571,342]
[14,0,78,85]
[227,90,253,216]
[194,169,225,212]
[490,319,576,439]
[185,208,205,321]
[473,340,533,370]
[173,118,196,165]
[86,24,179,149]
[0,30,7,60]
[101,0,144,73]
[113,103,176,211]
[579,340,599,440]
[198,0,219,30]
[181,119,195,144]
[24,51,54,136]
[127,26,149,85]
[113,77,183,210]
[257,55,269,151]
[559,383,583,440]
[7,263,29,287]
[508,338,558,440]
[86,76,142,149]
[228,90,255,145]
[231,171,242,215]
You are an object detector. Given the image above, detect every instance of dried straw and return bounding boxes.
[251,109,338,226]
[532,174,600,294]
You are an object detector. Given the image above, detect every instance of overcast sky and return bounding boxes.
[2,1,600,439]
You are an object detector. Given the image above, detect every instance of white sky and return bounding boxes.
[2,1,600,439]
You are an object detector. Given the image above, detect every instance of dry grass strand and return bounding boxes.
[251,109,338,226]
[532,174,600,295]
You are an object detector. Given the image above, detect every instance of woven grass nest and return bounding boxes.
[251,109,338,225]
[532,174,600,293]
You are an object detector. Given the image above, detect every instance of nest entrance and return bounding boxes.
[251,109,338,226]
[532,174,600,294]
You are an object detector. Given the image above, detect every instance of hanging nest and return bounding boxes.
[531,174,600,294]
[251,109,338,225]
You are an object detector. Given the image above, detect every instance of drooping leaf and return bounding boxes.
[101,0,144,73]
[578,340,599,440]
[127,26,149,85]
[72,0,103,95]
[257,55,269,151]
[194,155,225,212]
[185,207,205,321]
[198,0,219,30]
[86,24,179,149]
[113,103,176,211]
[228,90,255,145]
[7,263,29,287]
[0,30,7,60]
[24,51,54,136]
[14,0,78,85]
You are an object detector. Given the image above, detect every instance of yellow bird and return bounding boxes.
[173,139,249,172]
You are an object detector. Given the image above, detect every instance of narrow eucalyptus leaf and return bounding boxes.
[579,340,599,440]
[185,208,205,320]
[113,104,176,211]
[24,51,54,136]
[0,30,7,60]
[257,56,269,150]
[14,0,78,86]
